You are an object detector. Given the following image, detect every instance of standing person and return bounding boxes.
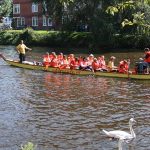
[16,40,32,63]
[144,48,150,65]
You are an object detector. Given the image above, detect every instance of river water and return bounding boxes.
[0,45,150,150]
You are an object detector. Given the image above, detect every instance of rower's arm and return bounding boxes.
[25,46,32,51]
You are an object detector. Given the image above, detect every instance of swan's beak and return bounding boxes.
[132,119,136,123]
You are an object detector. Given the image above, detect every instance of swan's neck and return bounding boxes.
[118,139,123,150]
[129,122,136,138]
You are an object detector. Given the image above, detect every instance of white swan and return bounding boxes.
[102,118,136,150]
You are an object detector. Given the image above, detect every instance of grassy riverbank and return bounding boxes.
[0,28,150,51]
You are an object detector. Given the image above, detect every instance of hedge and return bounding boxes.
[0,28,150,50]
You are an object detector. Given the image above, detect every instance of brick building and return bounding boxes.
[13,0,53,30]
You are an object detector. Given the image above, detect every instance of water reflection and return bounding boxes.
[0,46,150,150]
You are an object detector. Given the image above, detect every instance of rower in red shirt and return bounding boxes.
[59,55,70,69]
[43,52,51,66]
[118,59,129,73]
[57,52,64,63]
[50,54,59,68]
[70,57,80,69]
[144,48,150,64]
[68,54,75,64]
[92,58,102,72]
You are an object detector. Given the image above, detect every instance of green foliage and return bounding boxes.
[106,0,150,35]
[0,29,150,49]
[0,29,92,47]
[112,34,150,49]
[0,30,21,45]
[106,0,135,14]
[106,6,119,16]
[134,35,150,48]
[0,0,12,17]
[122,19,133,27]
[19,28,35,45]
[21,142,36,150]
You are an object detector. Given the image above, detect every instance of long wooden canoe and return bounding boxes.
[0,53,150,80]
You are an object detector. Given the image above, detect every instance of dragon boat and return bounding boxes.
[0,53,150,80]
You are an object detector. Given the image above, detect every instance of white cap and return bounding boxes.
[89,54,94,57]
[110,56,116,59]
[139,58,143,61]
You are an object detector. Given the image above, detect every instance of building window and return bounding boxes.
[32,17,38,26]
[13,4,20,14]
[48,18,52,26]
[32,3,38,12]
[16,17,25,27]
[43,16,47,26]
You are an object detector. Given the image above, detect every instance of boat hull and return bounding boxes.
[4,59,150,80]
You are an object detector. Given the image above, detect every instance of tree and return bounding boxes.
[106,0,150,35]
[33,0,74,29]
[32,0,118,47]
[0,0,12,17]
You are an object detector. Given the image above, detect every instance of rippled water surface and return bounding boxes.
[0,46,150,150]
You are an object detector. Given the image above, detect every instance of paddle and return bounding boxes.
[127,59,131,79]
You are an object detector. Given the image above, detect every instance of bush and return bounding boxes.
[0,30,21,45]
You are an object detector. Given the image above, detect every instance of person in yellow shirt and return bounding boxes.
[107,56,118,72]
[16,40,32,63]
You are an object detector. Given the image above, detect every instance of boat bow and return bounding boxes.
[0,53,6,61]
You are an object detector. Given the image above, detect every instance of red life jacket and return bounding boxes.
[92,61,100,70]
[70,60,79,69]
[119,61,128,73]
[50,58,59,67]
[144,51,150,63]
[43,55,51,66]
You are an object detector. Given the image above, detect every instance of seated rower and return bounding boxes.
[92,58,102,72]
[98,55,108,71]
[79,57,92,71]
[78,56,83,65]
[57,52,64,63]
[50,54,59,68]
[135,58,149,74]
[68,54,75,64]
[118,59,129,73]
[87,54,94,66]
[70,57,80,70]
[59,55,70,69]
[43,52,51,66]
[107,56,118,72]
[49,52,56,61]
